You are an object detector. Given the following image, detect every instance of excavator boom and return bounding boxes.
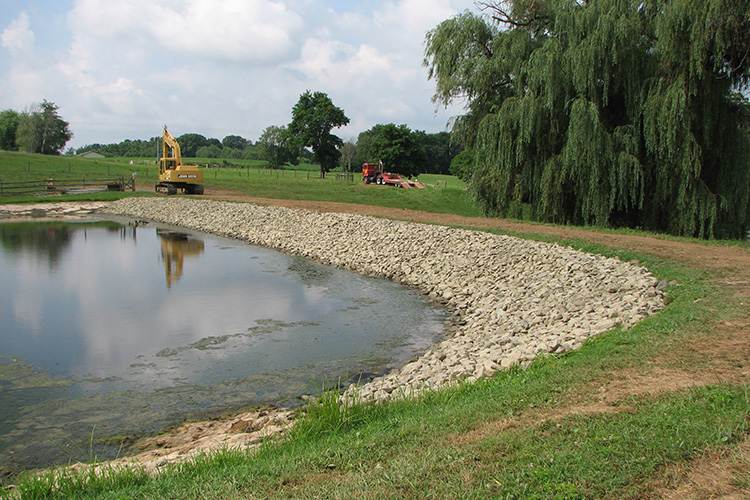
[160,126,183,174]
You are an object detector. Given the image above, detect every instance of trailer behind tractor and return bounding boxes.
[361,162,424,189]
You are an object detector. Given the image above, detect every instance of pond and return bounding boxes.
[0,218,446,472]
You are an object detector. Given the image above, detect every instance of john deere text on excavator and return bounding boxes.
[156,126,205,195]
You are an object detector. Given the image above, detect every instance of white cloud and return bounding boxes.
[0,0,474,147]
[1,11,35,57]
[68,0,305,65]
[295,39,391,84]
[373,0,459,48]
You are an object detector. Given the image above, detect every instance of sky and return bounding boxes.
[0,0,477,150]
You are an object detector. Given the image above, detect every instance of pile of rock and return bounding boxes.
[0,201,108,219]
[102,197,664,404]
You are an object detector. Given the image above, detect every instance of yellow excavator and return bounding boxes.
[156,126,204,195]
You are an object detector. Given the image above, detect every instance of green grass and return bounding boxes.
[209,171,476,215]
[0,151,480,217]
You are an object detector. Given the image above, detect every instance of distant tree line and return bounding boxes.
[256,120,461,177]
[76,90,461,179]
[76,133,265,161]
[0,93,462,179]
[0,100,72,155]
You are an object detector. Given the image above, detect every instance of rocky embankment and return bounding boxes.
[102,197,664,404]
[0,202,108,219]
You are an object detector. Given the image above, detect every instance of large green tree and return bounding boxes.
[175,133,208,157]
[414,130,462,175]
[222,135,249,150]
[288,91,349,178]
[369,123,426,178]
[356,125,461,176]
[354,127,377,167]
[258,125,297,169]
[425,0,750,239]
[16,100,73,155]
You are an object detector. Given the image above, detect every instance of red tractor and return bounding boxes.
[362,162,424,189]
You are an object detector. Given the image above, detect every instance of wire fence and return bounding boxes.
[0,175,136,197]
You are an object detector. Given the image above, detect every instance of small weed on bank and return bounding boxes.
[292,380,371,439]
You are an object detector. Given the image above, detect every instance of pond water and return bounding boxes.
[0,218,445,472]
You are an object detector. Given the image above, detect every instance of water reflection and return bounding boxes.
[0,219,446,473]
[157,229,205,288]
[0,222,93,270]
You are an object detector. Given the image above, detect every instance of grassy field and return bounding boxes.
[0,151,478,216]
[2,151,749,498]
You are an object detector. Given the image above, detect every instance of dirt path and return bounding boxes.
[207,191,750,274]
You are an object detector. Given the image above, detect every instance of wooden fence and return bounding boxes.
[0,175,136,197]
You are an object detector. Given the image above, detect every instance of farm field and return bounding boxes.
[1,151,749,498]
[0,151,478,216]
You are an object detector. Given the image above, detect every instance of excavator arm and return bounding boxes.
[160,126,183,174]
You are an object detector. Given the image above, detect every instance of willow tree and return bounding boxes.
[425,0,750,239]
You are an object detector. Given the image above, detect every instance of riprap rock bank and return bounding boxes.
[102,197,664,403]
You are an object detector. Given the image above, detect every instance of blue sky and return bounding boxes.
[0,0,476,149]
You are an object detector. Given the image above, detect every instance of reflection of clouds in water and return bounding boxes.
[0,221,447,473]
[73,279,307,378]
[9,250,74,338]
[68,230,344,381]
[62,228,163,375]
[11,290,43,337]
[12,250,57,279]
[2,221,444,393]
